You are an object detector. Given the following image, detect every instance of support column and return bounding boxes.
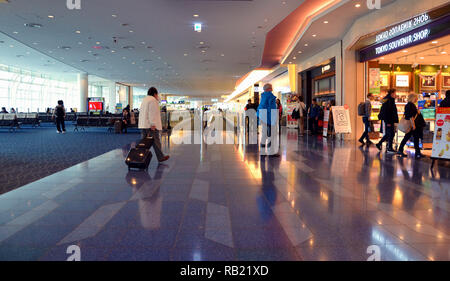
[109,82,116,113]
[78,73,88,112]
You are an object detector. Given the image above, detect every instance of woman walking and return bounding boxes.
[397,93,425,159]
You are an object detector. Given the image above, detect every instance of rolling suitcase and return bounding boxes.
[114,120,122,134]
[136,136,154,149]
[125,148,152,170]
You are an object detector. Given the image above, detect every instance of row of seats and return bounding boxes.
[74,116,138,132]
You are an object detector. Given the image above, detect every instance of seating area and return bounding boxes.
[74,115,129,132]
[0,114,19,132]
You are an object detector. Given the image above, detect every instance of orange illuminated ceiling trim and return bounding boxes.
[260,0,342,68]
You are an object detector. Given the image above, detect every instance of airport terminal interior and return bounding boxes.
[0,0,450,261]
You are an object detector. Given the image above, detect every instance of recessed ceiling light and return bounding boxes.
[323,21,329,24]
[221,54,225,57]
[420,57,424,59]
[32,42,38,45]
[304,43,308,47]
[200,42,204,45]
[129,30,134,33]
[380,57,385,60]
[432,41,438,44]
[48,15,54,19]
[75,30,81,34]
[312,34,317,37]
[298,51,302,54]
[293,57,297,59]
[355,3,361,8]
[184,53,188,56]
[96,42,100,45]
[442,51,447,54]
[112,14,117,18]
[111,50,116,53]
[13,31,18,34]
[193,14,199,18]
[9,45,14,48]
[402,50,408,53]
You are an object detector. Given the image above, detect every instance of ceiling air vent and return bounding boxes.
[24,23,43,28]
[59,46,72,50]
[123,45,135,50]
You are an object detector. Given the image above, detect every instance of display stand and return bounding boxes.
[430,107,450,170]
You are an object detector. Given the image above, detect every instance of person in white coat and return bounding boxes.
[138,87,170,163]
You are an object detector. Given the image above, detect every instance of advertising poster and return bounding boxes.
[369,68,381,95]
[431,107,450,160]
[443,75,450,88]
[323,110,330,137]
[332,106,352,134]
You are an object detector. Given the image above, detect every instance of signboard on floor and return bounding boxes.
[431,107,450,160]
[332,106,352,134]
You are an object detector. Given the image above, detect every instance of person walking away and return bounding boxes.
[122,105,131,134]
[397,93,426,159]
[440,90,450,107]
[308,99,320,135]
[358,93,374,146]
[53,100,66,134]
[138,87,170,163]
[257,83,279,156]
[376,89,399,153]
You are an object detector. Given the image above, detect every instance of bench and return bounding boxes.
[0,114,19,132]
[16,113,40,128]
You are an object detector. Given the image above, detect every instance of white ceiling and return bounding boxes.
[284,0,397,66]
[0,0,301,96]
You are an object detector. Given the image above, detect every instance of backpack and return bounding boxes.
[358,102,366,116]
[56,106,65,118]
[378,102,387,121]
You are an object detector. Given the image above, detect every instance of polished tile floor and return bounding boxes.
[0,129,449,261]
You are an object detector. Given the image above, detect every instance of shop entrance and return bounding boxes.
[365,34,450,154]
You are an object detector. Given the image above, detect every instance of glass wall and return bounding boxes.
[132,87,148,110]
[0,64,79,112]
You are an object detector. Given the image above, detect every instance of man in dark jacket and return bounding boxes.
[308,99,320,135]
[440,90,450,107]
[376,89,399,153]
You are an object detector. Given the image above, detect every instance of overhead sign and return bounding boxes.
[359,13,450,62]
[321,65,331,74]
[375,13,430,44]
[332,106,352,134]
[431,107,450,160]
[374,28,430,55]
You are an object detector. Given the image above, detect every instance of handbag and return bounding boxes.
[291,109,300,120]
[398,117,413,134]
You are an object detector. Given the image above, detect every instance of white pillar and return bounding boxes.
[109,81,116,112]
[78,73,88,112]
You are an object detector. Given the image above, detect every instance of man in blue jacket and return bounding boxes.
[257,83,279,156]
